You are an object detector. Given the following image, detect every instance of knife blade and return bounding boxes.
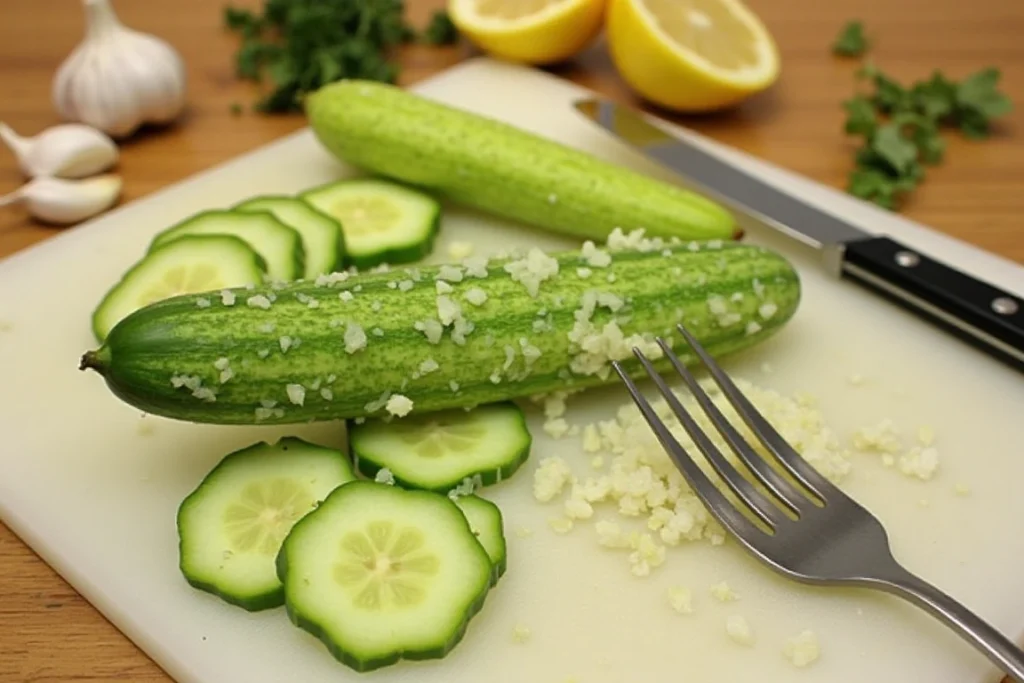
[573,97,1024,373]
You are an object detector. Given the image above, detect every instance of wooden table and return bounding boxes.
[1,0,1021,680]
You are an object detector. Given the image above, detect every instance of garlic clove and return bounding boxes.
[51,0,187,139]
[0,121,118,179]
[0,174,122,225]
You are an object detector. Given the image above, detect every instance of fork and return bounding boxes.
[612,322,1024,682]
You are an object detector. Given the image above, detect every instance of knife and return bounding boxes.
[573,97,1024,374]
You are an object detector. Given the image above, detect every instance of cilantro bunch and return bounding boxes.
[832,21,1012,210]
[225,1,459,114]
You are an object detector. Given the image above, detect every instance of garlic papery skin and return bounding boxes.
[0,122,118,179]
[52,0,187,139]
[0,175,122,225]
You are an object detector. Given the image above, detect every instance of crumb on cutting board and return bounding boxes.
[783,630,820,667]
[667,585,693,614]
[710,581,739,602]
[725,615,755,646]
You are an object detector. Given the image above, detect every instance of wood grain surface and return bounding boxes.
[1,0,1022,681]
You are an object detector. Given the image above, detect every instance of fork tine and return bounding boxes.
[673,322,844,502]
[610,360,767,544]
[631,347,788,530]
[654,337,818,515]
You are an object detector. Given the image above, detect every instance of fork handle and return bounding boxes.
[875,566,1024,682]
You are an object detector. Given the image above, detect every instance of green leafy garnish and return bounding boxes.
[835,23,1011,210]
[833,21,868,57]
[223,0,443,113]
[423,10,459,45]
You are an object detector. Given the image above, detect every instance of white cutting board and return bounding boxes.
[2,57,1023,683]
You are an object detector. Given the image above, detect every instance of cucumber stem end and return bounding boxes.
[79,348,109,375]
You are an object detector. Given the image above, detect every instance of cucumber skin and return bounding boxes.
[80,242,801,425]
[305,80,738,244]
[348,401,533,493]
[274,480,493,673]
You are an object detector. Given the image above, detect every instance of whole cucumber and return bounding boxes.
[305,80,739,244]
[80,240,800,425]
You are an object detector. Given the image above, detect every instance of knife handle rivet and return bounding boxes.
[894,250,921,268]
[992,297,1019,316]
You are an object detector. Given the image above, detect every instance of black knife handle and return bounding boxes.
[840,237,1024,372]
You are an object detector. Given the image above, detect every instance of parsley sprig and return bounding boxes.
[224,1,460,114]
[833,21,1012,210]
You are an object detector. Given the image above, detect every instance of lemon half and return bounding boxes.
[448,0,607,65]
[606,0,780,112]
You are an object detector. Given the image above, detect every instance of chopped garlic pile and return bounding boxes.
[534,375,949,579]
[527,372,957,669]
[532,376,857,579]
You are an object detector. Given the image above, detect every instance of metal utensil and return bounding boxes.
[574,97,1024,373]
[612,322,1024,682]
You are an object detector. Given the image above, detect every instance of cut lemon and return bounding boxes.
[606,0,780,111]
[448,0,607,65]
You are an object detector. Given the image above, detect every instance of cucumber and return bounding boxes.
[276,480,493,672]
[176,437,356,611]
[453,494,507,585]
[80,239,801,425]
[233,195,346,278]
[304,79,738,243]
[149,209,305,282]
[91,234,266,342]
[349,401,531,493]
[300,178,440,269]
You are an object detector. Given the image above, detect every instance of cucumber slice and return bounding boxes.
[300,178,440,269]
[348,401,532,493]
[91,234,265,342]
[176,437,356,612]
[453,494,507,585]
[233,195,346,279]
[150,209,305,282]
[277,480,493,672]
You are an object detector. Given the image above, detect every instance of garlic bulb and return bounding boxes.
[0,175,122,225]
[0,122,118,179]
[52,0,187,138]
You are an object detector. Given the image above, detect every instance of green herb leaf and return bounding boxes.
[909,71,957,121]
[423,10,459,45]
[833,20,868,57]
[872,123,918,174]
[834,22,1011,210]
[843,95,877,137]
[870,71,912,114]
[953,67,1012,137]
[224,0,419,113]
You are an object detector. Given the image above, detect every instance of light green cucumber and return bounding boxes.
[79,240,800,425]
[304,79,737,243]
[276,480,493,672]
[150,209,305,282]
[300,178,441,269]
[91,233,267,342]
[233,196,346,278]
[349,401,531,493]
[176,436,356,611]
[453,494,507,585]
